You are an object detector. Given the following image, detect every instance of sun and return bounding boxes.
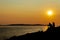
[47,10,53,16]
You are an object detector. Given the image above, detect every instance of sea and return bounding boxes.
[0,26,48,40]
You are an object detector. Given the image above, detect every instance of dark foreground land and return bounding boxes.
[6,22,60,40]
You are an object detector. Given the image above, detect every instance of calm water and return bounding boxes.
[0,26,48,40]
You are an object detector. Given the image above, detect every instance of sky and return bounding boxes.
[0,0,60,25]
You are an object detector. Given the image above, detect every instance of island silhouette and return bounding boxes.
[0,24,48,26]
[6,22,60,40]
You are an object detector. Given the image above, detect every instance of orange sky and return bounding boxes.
[0,0,60,26]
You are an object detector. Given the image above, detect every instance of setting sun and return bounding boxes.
[47,10,53,16]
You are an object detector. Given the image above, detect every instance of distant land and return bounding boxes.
[0,24,48,26]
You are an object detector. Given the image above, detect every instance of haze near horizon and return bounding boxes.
[0,0,60,26]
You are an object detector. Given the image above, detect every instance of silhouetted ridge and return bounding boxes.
[0,24,48,26]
